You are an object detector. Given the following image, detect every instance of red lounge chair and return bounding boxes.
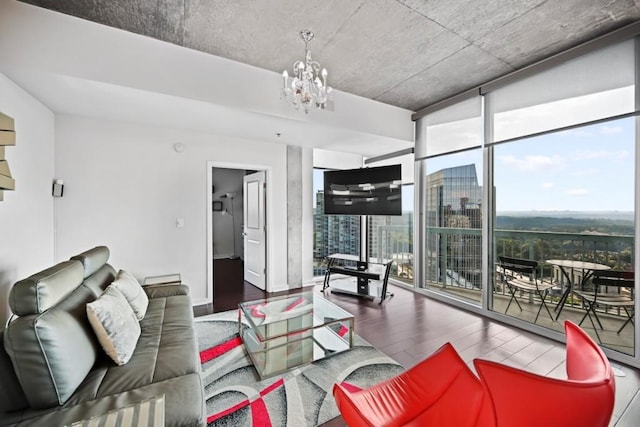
[332,342,495,427]
[474,320,615,427]
[333,321,614,426]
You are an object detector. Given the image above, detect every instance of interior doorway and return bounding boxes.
[208,164,268,306]
[212,167,245,261]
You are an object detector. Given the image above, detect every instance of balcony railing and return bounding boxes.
[370,225,413,284]
[328,224,634,354]
[371,225,633,291]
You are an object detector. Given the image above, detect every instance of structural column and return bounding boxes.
[287,145,303,288]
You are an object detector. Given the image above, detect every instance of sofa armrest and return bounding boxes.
[144,284,190,299]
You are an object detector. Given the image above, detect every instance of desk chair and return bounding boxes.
[574,270,634,342]
[499,256,556,323]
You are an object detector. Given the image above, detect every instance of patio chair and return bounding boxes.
[574,270,634,342]
[475,321,615,427]
[499,256,556,323]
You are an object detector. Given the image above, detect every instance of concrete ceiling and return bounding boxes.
[18,0,640,112]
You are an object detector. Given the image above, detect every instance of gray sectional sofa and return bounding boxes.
[0,246,205,426]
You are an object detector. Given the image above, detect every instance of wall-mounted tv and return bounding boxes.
[323,165,402,216]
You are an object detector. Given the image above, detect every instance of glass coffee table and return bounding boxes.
[238,292,354,379]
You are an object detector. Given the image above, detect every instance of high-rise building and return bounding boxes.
[426,164,483,288]
[314,190,360,275]
[314,183,414,279]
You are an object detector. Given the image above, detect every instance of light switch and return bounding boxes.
[176,218,185,228]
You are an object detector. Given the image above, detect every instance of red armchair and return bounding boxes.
[474,321,615,427]
[333,321,614,427]
[332,342,495,427]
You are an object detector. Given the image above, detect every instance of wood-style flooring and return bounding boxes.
[196,259,640,426]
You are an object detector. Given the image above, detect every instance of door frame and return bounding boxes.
[207,161,271,304]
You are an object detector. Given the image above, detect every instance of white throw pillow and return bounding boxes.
[87,285,141,366]
[111,270,149,320]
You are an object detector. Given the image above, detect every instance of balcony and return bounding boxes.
[373,225,635,355]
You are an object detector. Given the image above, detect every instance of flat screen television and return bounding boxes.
[323,165,402,216]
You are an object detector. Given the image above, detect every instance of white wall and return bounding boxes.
[54,115,288,305]
[0,72,55,324]
[212,168,244,259]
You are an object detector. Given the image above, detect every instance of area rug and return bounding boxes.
[195,310,404,427]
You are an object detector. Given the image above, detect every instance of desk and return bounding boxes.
[322,254,393,304]
[546,259,611,320]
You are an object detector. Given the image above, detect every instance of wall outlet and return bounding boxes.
[176,218,185,228]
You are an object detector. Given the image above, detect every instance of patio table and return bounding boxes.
[546,259,611,320]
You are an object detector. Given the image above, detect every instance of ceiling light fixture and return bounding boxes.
[281,30,332,114]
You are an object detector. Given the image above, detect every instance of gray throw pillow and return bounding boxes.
[111,270,149,320]
[86,285,141,365]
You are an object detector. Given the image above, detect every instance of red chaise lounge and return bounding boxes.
[333,321,615,426]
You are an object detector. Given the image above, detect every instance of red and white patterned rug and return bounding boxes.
[195,310,404,427]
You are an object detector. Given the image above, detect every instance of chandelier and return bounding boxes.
[281,30,332,113]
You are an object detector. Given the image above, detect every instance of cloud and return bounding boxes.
[573,149,629,160]
[566,188,588,196]
[564,129,594,138]
[497,154,566,172]
[600,125,623,135]
[570,168,599,177]
[541,182,554,189]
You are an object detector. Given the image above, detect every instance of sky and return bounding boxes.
[314,101,636,215]
[427,116,635,212]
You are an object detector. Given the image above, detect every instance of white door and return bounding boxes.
[243,171,266,290]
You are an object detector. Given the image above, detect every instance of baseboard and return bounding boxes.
[269,283,289,293]
[192,297,212,307]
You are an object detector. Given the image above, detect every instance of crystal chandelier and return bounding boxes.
[281,30,332,113]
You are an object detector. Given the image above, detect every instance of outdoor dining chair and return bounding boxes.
[499,256,556,323]
[574,270,634,342]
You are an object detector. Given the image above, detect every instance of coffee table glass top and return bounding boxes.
[238,292,354,379]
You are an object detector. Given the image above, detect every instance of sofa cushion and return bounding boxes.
[6,373,204,427]
[87,286,141,366]
[9,260,84,316]
[70,246,110,278]
[58,295,200,405]
[112,270,148,320]
[3,282,100,409]
[68,395,165,427]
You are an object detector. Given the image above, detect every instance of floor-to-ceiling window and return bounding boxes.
[366,152,415,284]
[492,117,635,355]
[423,150,483,303]
[368,184,414,283]
[414,37,638,363]
[486,39,636,355]
[417,96,484,304]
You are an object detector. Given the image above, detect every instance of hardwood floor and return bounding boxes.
[196,259,640,426]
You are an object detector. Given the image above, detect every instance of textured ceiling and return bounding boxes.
[18,0,640,112]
